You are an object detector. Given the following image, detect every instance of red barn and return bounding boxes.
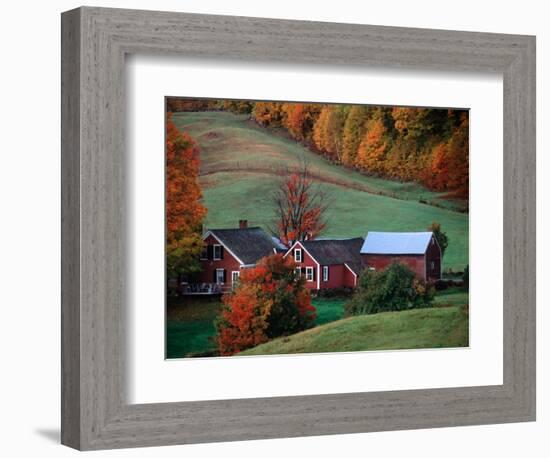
[283,238,364,291]
[360,231,442,282]
[188,221,282,294]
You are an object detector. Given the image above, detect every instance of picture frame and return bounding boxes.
[61,6,536,450]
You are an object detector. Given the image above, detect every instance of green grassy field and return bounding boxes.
[172,111,469,271]
[166,297,222,359]
[166,290,467,358]
[166,296,347,358]
[433,287,469,307]
[240,306,469,356]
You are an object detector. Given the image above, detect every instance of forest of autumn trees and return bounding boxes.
[167,99,469,199]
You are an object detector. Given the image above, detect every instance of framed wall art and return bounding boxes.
[61,6,536,450]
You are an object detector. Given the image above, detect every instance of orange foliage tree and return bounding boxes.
[272,163,329,247]
[282,103,321,142]
[356,118,388,174]
[166,113,207,277]
[312,105,347,161]
[342,105,370,166]
[216,254,316,355]
[252,102,286,127]
[424,113,469,197]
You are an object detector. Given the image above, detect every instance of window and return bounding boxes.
[431,238,435,246]
[200,246,208,260]
[294,248,302,263]
[213,244,222,260]
[431,261,435,270]
[323,265,329,282]
[305,266,314,282]
[295,267,302,277]
[231,271,240,286]
[215,268,225,284]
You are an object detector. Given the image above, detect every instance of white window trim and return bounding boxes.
[215,268,225,284]
[323,265,329,282]
[294,248,303,263]
[284,242,321,290]
[305,266,314,282]
[231,270,240,285]
[213,244,222,261]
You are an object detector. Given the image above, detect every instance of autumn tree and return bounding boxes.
[356,117,388,174]
[312,105,347,161]
[252,102,286,127]
[221,100,253,114]
[272,162,329,247]
[342,105,370,166]
[443,113,469,198]
[216,254,316,355]
[166,113,207,277]
[282,103,322,142]
[166,98,216,112]
[428,222,449,257]
[423,113,469,196]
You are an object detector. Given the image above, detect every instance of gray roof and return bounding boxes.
[207,227,279,264]
[360,231,433,255]
[300,237,364,266]
[344,260,363,276]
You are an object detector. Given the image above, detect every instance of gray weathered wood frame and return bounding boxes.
[61,6,536,451]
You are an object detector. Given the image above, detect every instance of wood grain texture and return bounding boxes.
[61,6,536,450]
[60,7,81,449]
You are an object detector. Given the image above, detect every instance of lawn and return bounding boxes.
[166,297,222,358]
[240,305,469,356]
[433,287,469,307]
[166,290,466,358]
[172,111,469,271]
[166,296,346,358]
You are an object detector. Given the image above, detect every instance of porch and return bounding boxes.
[179,282,233,296]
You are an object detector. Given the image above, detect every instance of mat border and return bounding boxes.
[61,6,536,450]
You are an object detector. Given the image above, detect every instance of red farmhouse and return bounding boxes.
[283,238,364,291]
[194,220,283,293]
[360,231,442,282]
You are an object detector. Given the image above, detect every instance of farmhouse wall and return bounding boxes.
[199,234,242,287]
[361,253,426,280]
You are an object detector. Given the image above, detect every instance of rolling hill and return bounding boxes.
[239,306,469,356]
[172,111,469,271]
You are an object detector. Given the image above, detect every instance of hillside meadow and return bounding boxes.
[171,111,469,271]
[166,288,468,358]
[240,305,469,356]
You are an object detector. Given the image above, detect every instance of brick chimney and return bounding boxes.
[239,219,248,229]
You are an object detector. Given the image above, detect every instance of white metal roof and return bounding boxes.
[360,231,433,255]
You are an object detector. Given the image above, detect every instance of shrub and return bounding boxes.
[216,254,316,355]
[345,262,434,316]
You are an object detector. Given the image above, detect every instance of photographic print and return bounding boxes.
[165,98,469,359]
